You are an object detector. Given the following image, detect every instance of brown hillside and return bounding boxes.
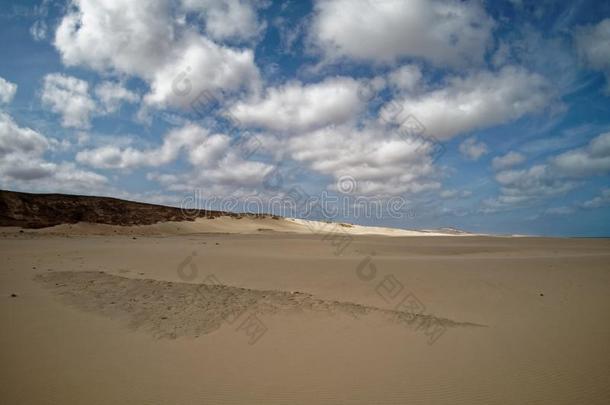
[0,190,259,229]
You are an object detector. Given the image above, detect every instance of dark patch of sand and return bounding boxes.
[35,271,484,339]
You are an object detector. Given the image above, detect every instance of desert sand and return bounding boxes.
[1,217,610,404]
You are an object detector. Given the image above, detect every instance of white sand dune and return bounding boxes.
[1,216,476,237]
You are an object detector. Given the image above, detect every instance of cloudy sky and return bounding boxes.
[1,0,610,236]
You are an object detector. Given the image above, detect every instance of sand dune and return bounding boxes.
[0,189,472,237]
[1,216,475,237]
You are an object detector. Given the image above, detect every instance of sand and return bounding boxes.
[0,215,479,237]
[1,228,610,404]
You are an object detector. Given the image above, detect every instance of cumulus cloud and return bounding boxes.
[386,66,554,140]
[533,187,610,216]
[94,81,139,114]
[76,123,273,195]
[551,132,610,177]
[485,132,610,211]
[41,75,141,127]
[54,0,260,111]
[484,164,578,211]
[29,0,608,221]
[459,137,488,161]
[574,18,610,92]
[0,112,107,192]
[1,159,109,193]
[143,34,260,109]
[492,151,525,170]
[54,0,175,75]
[581,188,610,209]
[181,0,267,43]
[0,112,50,158]
[230,77,365,133]
[284,123,441,196]
[148,152,272,196]
[310,0,494,67]
[490,170,576,212]
[41,73,96,128]
[0,77,17,104]
[76,123,212,169]
[387,64,423,93]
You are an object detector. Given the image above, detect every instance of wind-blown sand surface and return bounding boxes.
[1,225,610,404]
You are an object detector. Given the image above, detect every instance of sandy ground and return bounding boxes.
[1,229,610,404]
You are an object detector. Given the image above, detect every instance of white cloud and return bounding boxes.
[41,73,96,129]
[94,81,139,114]
[484,164,577,211]
[574,18,610,92]
[492,151,525,170]
[143,33,260,110]
[581,188,610,209]
[387,64,422,93]
[41,75,140,128]
[54,0,260,111]
[0,112,107,192]
[76,123,211,169]
[310,0,494,67]
[30,20,47,41]
[230,77,365,133]
[520,124,593,154]
[510,28,581,96]
[530,187,610,216]
[0,77,17,104]
[440,189,471,199]
[459,137,488,161]
[485,132,610,211]
[46,162,108,190]
[551,132,610,177]
[76,122,273,195]
[544,206,574,215]
[0,153,57,182]
[180,0,267,43]
[148,153,272,197]
[0,112,50,159]
[285,123,441,196]
[387,66,554,140]
[1,159,109,194]
[54,0,175,76]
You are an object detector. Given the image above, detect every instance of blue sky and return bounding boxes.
[1,0,610,236]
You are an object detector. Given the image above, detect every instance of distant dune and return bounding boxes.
[0,189,472,237]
